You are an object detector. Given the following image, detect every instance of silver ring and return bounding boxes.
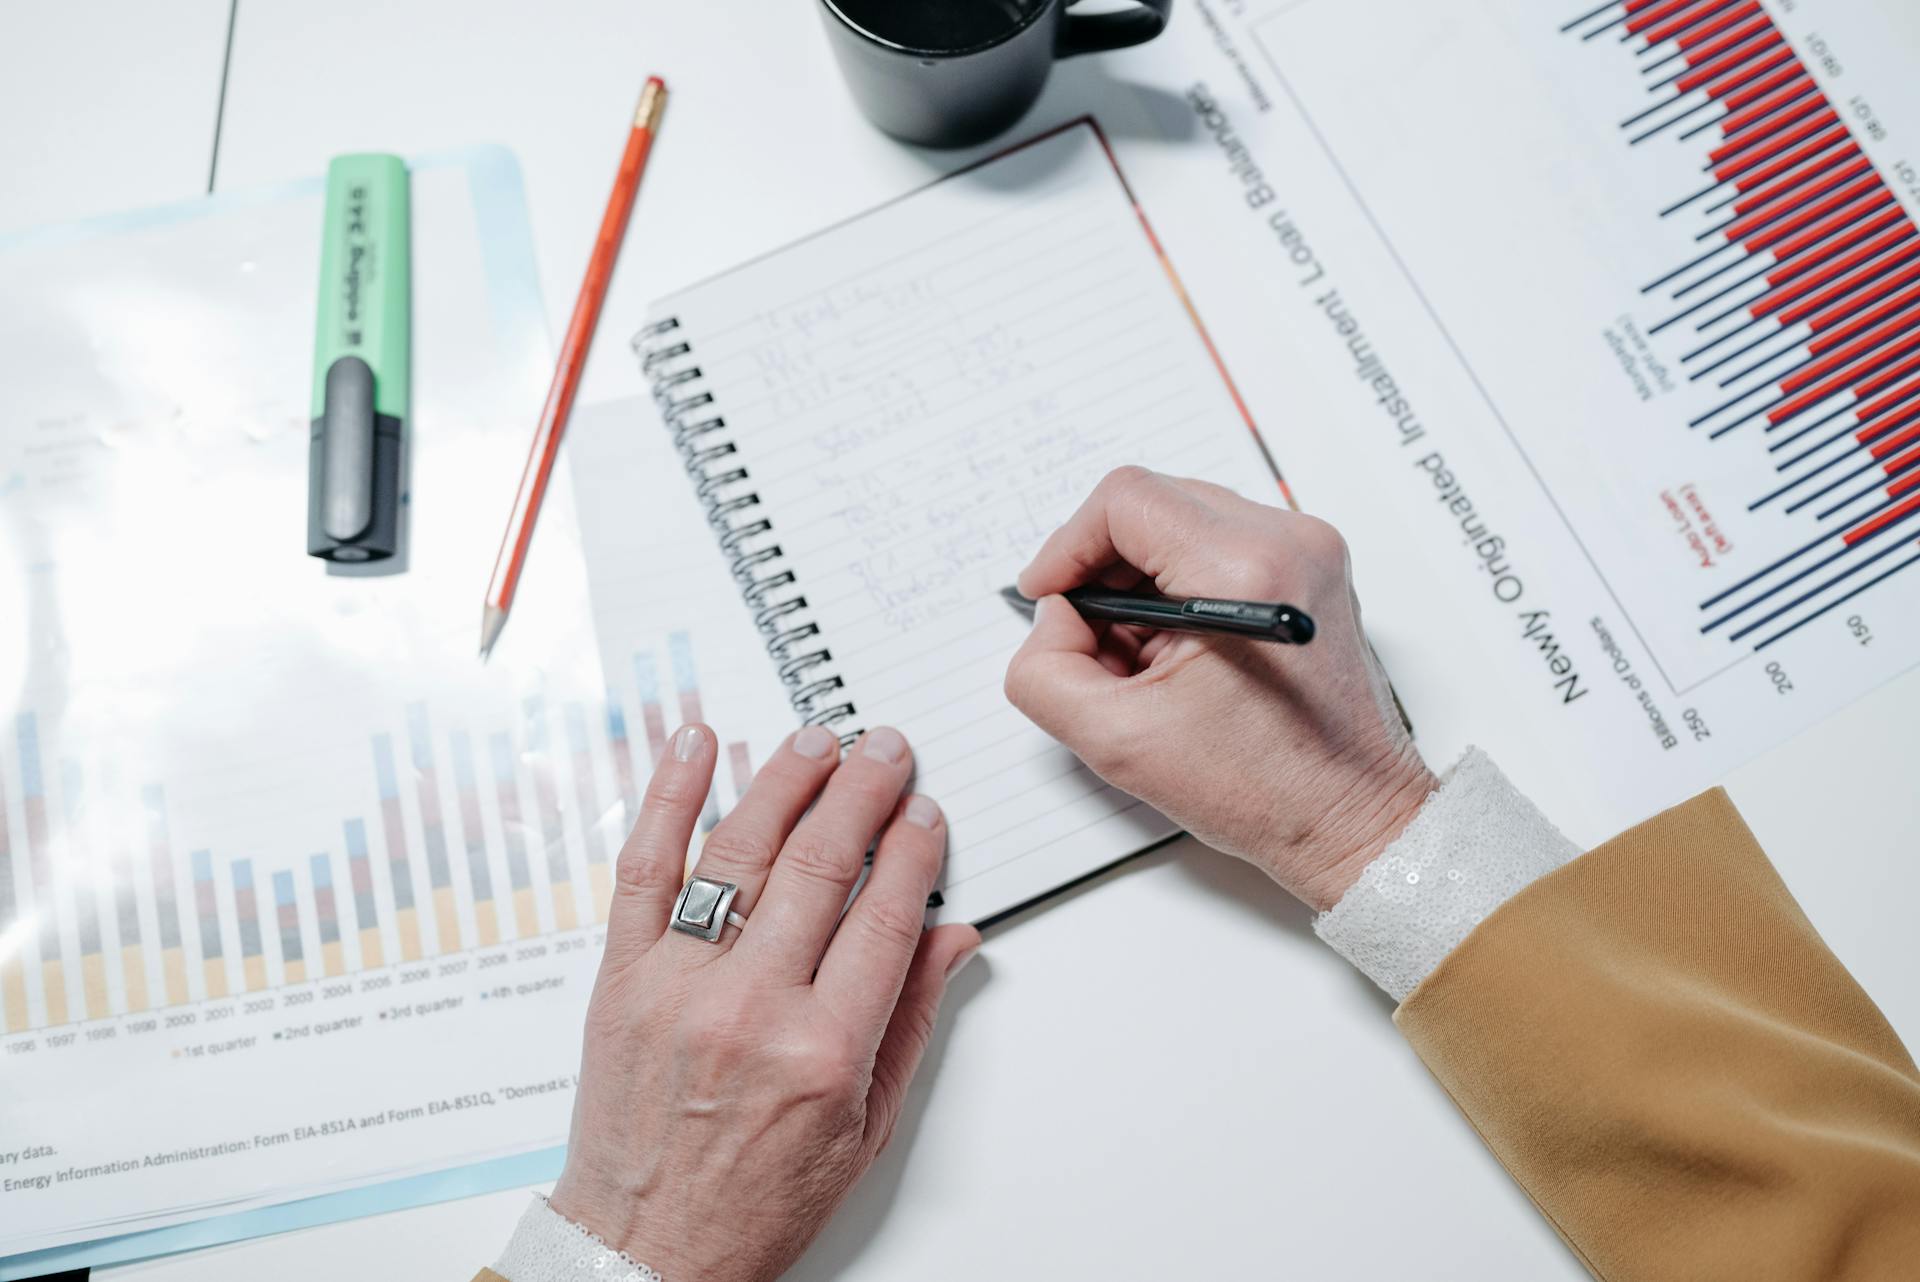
[670,877,747,943]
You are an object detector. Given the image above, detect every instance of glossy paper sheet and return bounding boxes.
[0,149,625,1268]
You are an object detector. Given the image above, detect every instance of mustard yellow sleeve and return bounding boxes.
[1396,788,1920,1280]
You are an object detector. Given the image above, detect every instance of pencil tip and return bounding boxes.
[478,605,508,661]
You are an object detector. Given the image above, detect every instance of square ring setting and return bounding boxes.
[670,876,739,943]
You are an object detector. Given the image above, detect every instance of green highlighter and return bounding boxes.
[308,153,410,563]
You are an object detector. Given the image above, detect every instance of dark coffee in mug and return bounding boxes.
[819,0,1172,149]
[830,0,1052,54]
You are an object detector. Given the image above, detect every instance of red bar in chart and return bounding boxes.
[1567,1,1920,650]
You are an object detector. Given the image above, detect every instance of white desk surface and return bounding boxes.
[5,2,1915,1278]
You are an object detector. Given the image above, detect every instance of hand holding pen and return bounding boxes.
[1001,467,1433,914]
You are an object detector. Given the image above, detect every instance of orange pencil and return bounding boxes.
[480,76,667,658]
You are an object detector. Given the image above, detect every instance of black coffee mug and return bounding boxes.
[819,0,1174,149]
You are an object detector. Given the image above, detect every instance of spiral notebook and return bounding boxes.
[611,120,1285,923]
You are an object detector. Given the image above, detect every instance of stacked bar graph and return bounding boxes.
[564,702,614,920]
[343,817,385,968]
[406,704,461,954]
[191,849,226,999]
[17,716,66,1024]
[272,871,306,985]
[520,695,578,931]
[372,733,425,960]
[60,763,110,1019]
[1565,0,1920,651]
[232,858,267,992]
[449,731,502,946]
[143,787,190,1006]
[0,747,22,1029]
[310,852,347,977]
[489,732,542,938]
[0,627,764,1034]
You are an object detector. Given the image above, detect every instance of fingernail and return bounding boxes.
[862,726,907,763]
[793,724,837,759]
[671,725,705,762]
[945,946,979,980]
[904,794,941,829]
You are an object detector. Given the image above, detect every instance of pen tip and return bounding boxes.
[999,585,1037,619]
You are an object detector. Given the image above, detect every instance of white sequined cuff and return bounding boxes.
[492,1193,664,1282]
[1314,748,1579,1002]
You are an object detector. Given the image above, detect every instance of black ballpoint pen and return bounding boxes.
[999,585,1316,645]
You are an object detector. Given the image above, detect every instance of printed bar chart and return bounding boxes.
[17,716,67,1024]
[232,858,268,992]
[192,849,227,998]
[0,650,766,1033]
[490,732,541,938]
[310,852,347,977]
[1565,0,1920,651]
[372,733,425,960]
[633,653,670,767]
[0,758,24,1030]
[143,786,190,1006]
[565,702,613,922]
[521,696,578,931]
[406,704,462,954]
[607,694,638,829]
[450,731,502,946]
[344,817,385,969]
[669,632,722,832]
[273,871,306,985]
[104,776,148,1013]
[62,763,110,1019]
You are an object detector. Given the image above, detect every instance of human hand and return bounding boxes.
[1004,466,1434,911]
[550,723,980,1282]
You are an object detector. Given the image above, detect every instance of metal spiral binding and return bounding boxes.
[635,317,860,740]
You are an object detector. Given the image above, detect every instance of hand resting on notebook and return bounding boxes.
[1005,465,1436,912]
[526,723,978,1282]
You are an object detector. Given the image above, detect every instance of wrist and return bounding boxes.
[1285,749,1437,913]
[549,1171,671,1277]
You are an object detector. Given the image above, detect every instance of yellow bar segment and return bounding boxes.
[359,926,384,970]
[81,954,109,1020]
[474,899,500,947]
[433,886,461,954]
[395,907,422,961]
[203,957,229,999]
[512,887,538,938]
[121,944,150,1012]
[322,939,345,977]
[44,965,69,1026]
[162,947,188,1006]
[551,882,577,932]
[589,864,612,924]
[1,963,27,1031]
[283,958,307,985]
[243,955,267,992]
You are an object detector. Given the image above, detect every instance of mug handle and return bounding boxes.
[1057,0,1173,57]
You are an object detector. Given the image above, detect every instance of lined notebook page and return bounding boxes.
[649,123,1280,922]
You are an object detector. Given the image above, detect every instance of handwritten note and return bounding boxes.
[642,124,1280,920]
